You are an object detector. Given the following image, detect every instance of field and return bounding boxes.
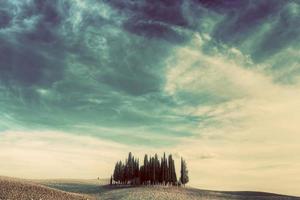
[0,176,89,200]
[0,176,299,200]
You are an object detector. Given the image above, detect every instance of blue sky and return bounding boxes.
[0,0,300,196]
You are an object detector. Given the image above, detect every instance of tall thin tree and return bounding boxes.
[180,158,189,186]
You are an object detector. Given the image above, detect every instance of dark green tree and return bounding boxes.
[113,161,126,184]
[180,158,189,186]
[150,156,154,184]
[113,162,118,182]
[160,152,168,185]
[143,154,149,184]
[124,159,129,184]
[154,154,160,184]
[127,152,134,181]
[168,154,177,185]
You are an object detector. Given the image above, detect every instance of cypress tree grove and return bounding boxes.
[111,152,186,186]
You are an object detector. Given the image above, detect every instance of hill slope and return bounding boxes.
[0,176,90,200]
[1,176,299,200]
[38,179,300,200]
[95,186,300,200]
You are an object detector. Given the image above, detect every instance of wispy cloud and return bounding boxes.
[163,33,300,195]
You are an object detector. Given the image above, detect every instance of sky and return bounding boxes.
[0,0,300,196]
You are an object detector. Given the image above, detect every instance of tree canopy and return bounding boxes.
[111,152,188,186]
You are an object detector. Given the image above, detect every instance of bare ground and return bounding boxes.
[0,176,92,200]
[1,176,300,200]
[94,186,300,200]
[37,179,300,200]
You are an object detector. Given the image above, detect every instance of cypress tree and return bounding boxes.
[113,162,117,182]
[172,158,177,184]
[143,154,149,184]
[149,156,154,184]
[113,161,123,183]
[161,155,164,184]
[164,154,169,185]
[154,154,160,184]
[161,156,165,184]
[127,152,133,182]
[120,161,125,184]
[168,154,177,185]
[180,158,189,186]
[168,155,172,184]
[135,158,139,178]
[124,158,129,184]
[140,165,145,184]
